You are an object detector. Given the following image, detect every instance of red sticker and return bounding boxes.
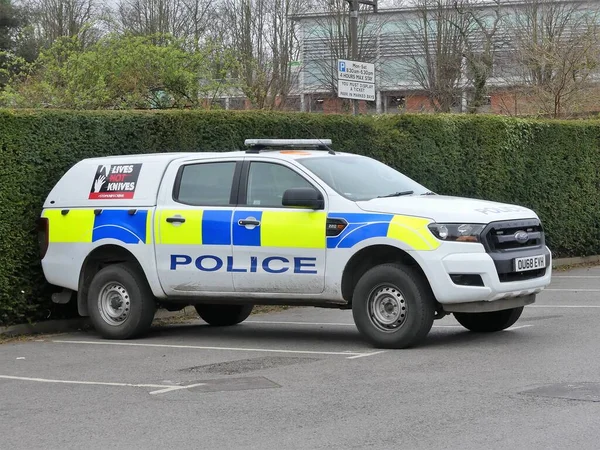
[89,164,142,200]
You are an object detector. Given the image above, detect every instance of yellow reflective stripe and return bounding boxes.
[145,210,153,244]
[154,209,162,244]
[157,210,203,245]
[43,209,94,243]
[260,211,326,248]
[387,215,440,251]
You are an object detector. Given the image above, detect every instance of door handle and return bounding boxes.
[166,216,186,224]
[238,219,260,227]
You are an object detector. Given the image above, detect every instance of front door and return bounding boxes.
[154,159,238,295]
[231,160,327,294]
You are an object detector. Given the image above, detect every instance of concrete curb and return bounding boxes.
[552,255,600,268]
[0,306,197,338]
[2,255,599,338]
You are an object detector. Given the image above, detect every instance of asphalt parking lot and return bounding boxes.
[2,266,600,450]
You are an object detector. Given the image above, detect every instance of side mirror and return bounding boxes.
[282,187,324,210]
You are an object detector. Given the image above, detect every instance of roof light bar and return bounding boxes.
[245,139,332,147]
[244,138,335,154]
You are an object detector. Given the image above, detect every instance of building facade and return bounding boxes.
[293,0,600,116]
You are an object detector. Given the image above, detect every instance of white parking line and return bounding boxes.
[505,324,533,331]
[530,305,600,308]
[248,320,462,329]
[149,383,207,395]
[545,289,600,292]
[552,276,600,278]
[0,374,187,393]
[52,340,380,359]
[346,351,387,359]
[247,320,353,327]
[250,320,541,330]
[246,320,535,331]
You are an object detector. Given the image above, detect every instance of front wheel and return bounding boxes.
[454,307,523,332]
[194,304,254,326]
[352,263,435,349]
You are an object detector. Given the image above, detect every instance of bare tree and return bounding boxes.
[24,0,100,46]
[181,0,214,50]
[510,0,600,118]
[218,0,306,109]
[268,0,302,108]
[402,0,470,113]
[452,0,504,113]
[116,0,188,37]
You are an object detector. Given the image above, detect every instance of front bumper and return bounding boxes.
[415,243,552,304]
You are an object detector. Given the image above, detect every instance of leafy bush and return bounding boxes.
[0,109,598,325]
[0,34,236,109]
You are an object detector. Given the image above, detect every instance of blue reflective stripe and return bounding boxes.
[326,213,394,249]
[202,210,233,245]
[232,210,263,246]
[92,209,148,244]
[335,222,390,248]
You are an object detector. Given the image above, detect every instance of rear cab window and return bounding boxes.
[245,161,315,207]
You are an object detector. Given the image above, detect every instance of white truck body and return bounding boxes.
[39,142,552,347]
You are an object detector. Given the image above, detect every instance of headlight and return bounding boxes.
[428,223,485,243]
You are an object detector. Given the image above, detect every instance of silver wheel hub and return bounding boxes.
[369,285,407,332]
[99,283,131,326]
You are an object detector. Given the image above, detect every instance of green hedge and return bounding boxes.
[0,109,599,325]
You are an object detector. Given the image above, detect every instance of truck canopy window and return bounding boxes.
[175,161,236,206]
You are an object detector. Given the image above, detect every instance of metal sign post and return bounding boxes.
[342,0,377,115]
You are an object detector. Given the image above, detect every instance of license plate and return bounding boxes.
[514,255,546,272]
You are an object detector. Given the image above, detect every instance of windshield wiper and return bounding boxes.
[376,190,414,198]
[421,191,436,195]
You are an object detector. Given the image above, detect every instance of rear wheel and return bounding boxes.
[87,263,156,339]
[454,307,523,332]
[352,263,435,349]
[194,304,254,326]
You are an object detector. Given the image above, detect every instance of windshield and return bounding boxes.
[298,155,430,201]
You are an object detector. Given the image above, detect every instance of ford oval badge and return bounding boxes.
[514,230,529,244]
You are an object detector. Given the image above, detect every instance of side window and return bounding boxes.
[175,161,236,206]
[246,162,314,207]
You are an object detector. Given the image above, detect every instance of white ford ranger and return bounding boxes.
[39,139,552,348]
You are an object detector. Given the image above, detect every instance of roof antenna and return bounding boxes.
[287,113,336,155]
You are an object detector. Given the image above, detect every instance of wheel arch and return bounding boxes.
[340,244,434,305]
[77,245,148,316]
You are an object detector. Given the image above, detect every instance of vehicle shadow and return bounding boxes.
[145,321,368,347]
[137,321,534,351]
[416,327,536,350]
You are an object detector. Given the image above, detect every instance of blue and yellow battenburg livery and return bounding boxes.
[42,208,440,251]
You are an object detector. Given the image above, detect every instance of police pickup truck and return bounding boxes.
[39,139,552,348]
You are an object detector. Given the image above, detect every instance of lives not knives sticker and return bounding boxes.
[89,164,142,200]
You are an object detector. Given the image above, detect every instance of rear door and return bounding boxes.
[231,158,327,294]
[154,157,241,296]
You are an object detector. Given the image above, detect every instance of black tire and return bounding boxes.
[454,307,523,332]
[195,304,254,326]
[87,263,156,339]
[352,263,435,349]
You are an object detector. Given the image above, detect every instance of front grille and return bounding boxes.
[484,219,544,252]
[498,268,547,282]
[482,219,548,283]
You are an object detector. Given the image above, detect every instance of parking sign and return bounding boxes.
[337,59,375,101]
